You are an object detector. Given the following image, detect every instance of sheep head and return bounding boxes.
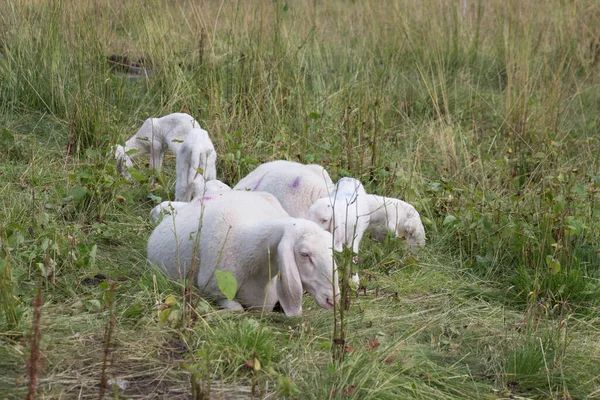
[277,220,339,316]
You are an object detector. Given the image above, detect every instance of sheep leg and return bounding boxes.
[216,299,244,312]
[148,143,165,186]
[148,143,165,172]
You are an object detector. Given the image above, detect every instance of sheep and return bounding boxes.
[366,194,426,252]
[233,162,372,253]
[234,162,371,284]
[147,190,339,316]
[308,177,371,285]
[149,180,231,223]
[175,128,218,201]
[115,113,200,180]
[233,160,334,218]
[308,178,371,254]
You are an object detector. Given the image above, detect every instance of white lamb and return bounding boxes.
[308,177,371,254]
[234,162,371,284]
[147,191,339,316]
[175,128,218,202]
[233,160,334,218]
[308,177,371,284]
[149,180,231,223]
[115,113,200,180]
[366,194,426,252]
[234,162,371,253]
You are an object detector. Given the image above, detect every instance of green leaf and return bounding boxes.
[71,186,89,203]
[319,340,332,350]
[127,168,147,182]
[443,215,458,226]
[574,185,585,195]
[159,308,171,323]
[123,303,144,317]
[214,270,238,301]
[88,244,97,267]
[168,309,182,328]
[85,299,103,312]
[125,148,140,156]
[309,112,321,120]
[147,193,162,203]
[546,255,561,275]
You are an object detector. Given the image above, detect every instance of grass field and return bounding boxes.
[1,0,599,398]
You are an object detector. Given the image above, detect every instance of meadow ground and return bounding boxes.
[0,0,599,398]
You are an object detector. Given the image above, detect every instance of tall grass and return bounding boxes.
[0,0,599,398]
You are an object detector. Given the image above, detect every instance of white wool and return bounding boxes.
[150,180,231,223]
[175,128,218,201]
[114,113,200,180]
[308,177,371,254]
[366,194,426,251]
[233,160,334,219]
[147,191,339,316]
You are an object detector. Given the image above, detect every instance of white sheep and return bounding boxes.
[233,160,334,218]
[308,177,371,254]
[234,162,371,254]
[147,190,339,316]
[234,162,372,284]
[308,177,371,285]
[366,194,426,252]
[115,113,200,180]
[175,128,218,201]
[149,180,231,223]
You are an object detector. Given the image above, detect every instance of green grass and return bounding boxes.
[1,0,600,398]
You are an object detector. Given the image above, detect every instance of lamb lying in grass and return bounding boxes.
[150,180,231,223]
[175,128,217,201]
[366,195,426,252]
[233,160,334,218]
[115,112,200,180]
[147,190,339,316]
[234,161,370,284]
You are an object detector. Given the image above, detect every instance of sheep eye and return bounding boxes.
[300,251,310,258]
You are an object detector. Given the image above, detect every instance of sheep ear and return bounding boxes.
[276,231,303,316]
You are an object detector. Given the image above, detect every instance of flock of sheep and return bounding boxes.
[114,113,426,317]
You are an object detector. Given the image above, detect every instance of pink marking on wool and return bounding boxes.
[202,195,213,201]
[253,173,268,191]
[291,176,301,189]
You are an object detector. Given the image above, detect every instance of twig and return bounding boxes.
[27,284,43,400]
[98,282,117,400]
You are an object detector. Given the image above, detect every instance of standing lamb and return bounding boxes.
[147,191,339,316]
[114,112,200,180]
[175,128,217,201]
[366,195,426,252]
